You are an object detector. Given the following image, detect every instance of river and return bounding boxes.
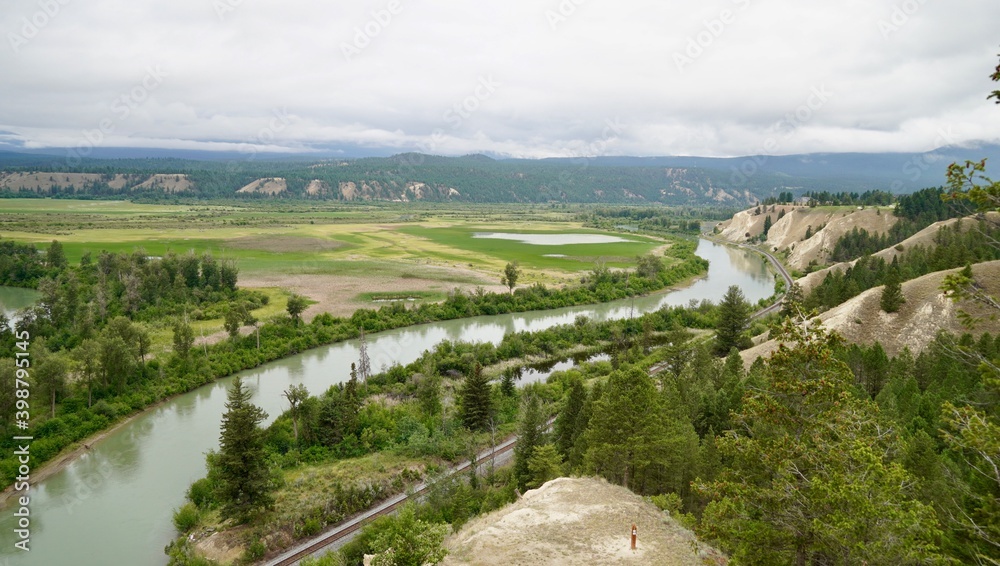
[0,239,773,566]
[0,287,40,327]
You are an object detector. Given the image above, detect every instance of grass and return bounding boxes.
[144,287,291,354]
[1,200,668,287]
[395,224,663,273]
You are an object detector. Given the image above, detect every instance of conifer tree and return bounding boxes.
[880,268,905,313]
[514,395,545,490]
[714,285,751,356]
[460,363,493,431]
[585,368,696,494]
[554,377,586,460]
[698,320,942,564]
[216,377,272,522]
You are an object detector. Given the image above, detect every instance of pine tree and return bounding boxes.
[762,214,773,237]
[714,285,751,356]
[585,368,695,494]
[460,363,493,431]
[527,444,562,489]
[698,320,942,564]
[554,377,586,460]
[216,377,272,522]
[880,268,905,313]
[781,282,804,318]
[514,395,545,490]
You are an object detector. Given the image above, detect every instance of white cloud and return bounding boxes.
[1,0,998,157]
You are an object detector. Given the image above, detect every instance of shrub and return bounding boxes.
[172,502,200,532]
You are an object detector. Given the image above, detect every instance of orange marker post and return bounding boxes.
[631,523,637,550]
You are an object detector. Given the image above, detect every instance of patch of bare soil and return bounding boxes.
[0,171,134,192]
[225,235,345,253]
[237,177,287,195]
[783,208,896,271]
[193,525,248,564]
[796,212,1000,293]
[239,268,505,320]
[133,173,194,193]
[744,260,1000,365]
[718,206,899,271]
[441,477,724,566]
[305,179,330,196]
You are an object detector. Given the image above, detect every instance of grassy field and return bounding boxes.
[0,200,664,279]
[1,199,675,337]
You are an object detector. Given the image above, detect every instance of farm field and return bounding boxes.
[0,199,671,328]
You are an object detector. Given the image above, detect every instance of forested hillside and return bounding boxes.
[0,152,882,204]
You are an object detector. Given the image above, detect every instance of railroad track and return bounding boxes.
[649,239,794,375]
[263,420,554,566]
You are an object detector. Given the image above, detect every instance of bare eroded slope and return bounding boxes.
[717,205,897,271]
[744,260,1000,363]
[441,477,723,566]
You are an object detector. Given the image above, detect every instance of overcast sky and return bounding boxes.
[2,0,999,158]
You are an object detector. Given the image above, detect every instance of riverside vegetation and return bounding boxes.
[0,232,707,488]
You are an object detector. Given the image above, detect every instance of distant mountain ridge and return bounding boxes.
[1,143,998,203]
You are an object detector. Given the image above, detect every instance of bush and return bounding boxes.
[187,477,216,509]
[244,539,266,561]
[92,399,117,418]
[172,502,200,532]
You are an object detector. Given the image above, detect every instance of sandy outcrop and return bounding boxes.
[441,477,723,566]
[236,177,286,195]
[744,260,1000,364]
[796,213,1000,292]
[133,173,194,193]
[717,205,898,271]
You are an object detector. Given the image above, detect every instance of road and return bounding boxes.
[739,242,794,320]
[262,420,554,566]
[649,239,794,375]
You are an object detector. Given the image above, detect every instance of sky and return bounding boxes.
[2,0,999,159]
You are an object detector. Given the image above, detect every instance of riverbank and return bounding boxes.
[0,237,781,566]
[0,253,709,496]
[0,396,166,507]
